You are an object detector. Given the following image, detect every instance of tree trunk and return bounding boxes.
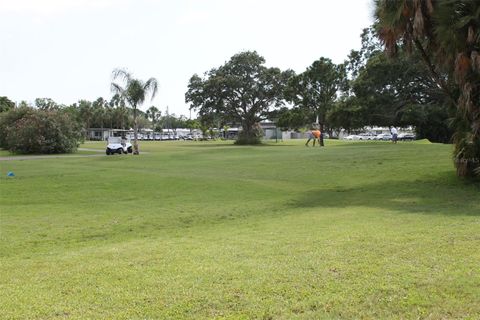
[237,118,260,145]
[319,123,325,146]
[133,106,139,155]
[318,113,325,147]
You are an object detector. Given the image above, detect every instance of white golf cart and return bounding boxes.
[106,136,133,155]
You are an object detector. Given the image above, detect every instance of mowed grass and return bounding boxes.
[1,139,479,319]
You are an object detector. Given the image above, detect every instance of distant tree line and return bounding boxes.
[0,95,195,154]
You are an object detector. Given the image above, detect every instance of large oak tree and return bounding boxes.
[185,51,293,144]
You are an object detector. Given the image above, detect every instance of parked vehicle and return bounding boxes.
[375,133,393,141]
[343,132,376,140]
[106,137,132,155]
[358,133,376,140]
[398,133,416,141]
[184,134,200,140]
[344,134,362,140]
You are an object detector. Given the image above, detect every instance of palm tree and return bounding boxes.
[92,97,107,139]
[111,69,158,155]
[433,1,480,177]
[374,0,449,95]
[78,100,93,140]
[110,94,129,129]
[146,106,161,137]
[104,103,114,129]
[375,0,480,177]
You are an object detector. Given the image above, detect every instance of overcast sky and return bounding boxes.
[0,0,374,116]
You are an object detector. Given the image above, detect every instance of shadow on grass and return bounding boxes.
[289,172,480,216]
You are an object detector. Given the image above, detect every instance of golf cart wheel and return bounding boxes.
[127,147,133,154]
[106,149,111,155]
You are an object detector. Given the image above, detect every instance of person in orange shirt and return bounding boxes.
[305,128,321,147]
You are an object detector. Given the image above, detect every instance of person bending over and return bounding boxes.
[305,129,321,147]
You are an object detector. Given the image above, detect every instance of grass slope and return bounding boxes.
[1,140,479,319]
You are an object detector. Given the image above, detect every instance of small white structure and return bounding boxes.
[87,128,133,141]
[87,128,110,141]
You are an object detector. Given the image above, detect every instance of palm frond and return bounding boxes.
[110,82,125,96]
[112,68,132,83]
[474,166,480,177]
[144,78,159,100]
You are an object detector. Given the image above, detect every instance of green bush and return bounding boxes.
[0,107,83,154]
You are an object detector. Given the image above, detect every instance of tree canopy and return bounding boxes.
[284,57,346,145]
[185,51,293,144]
[0,96,15,113]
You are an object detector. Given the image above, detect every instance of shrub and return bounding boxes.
[0,107,32,148]
[0,107,83,154]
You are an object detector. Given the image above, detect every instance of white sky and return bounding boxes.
[0,0,374,116]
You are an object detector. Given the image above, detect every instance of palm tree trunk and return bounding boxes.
[133,106,139,155]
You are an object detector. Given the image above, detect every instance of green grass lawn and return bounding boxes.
[1,139,479,319]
